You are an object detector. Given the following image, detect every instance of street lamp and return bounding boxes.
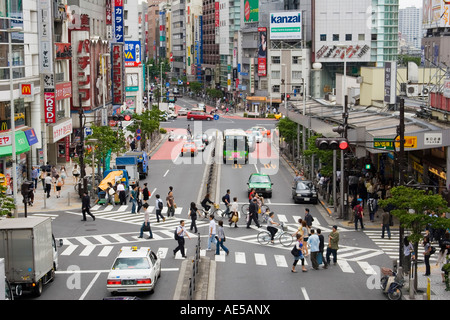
[6,26,23,218]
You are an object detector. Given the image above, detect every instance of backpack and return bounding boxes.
[430,246,436,255]
[174,228,180,240]
[158,199,163,210]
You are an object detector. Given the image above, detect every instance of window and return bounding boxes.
[333,34,339,41]
[345,34,352,41]
[272,85,280,93]
[292,56,301,64]
[271,70,280,79]
[372,34,377,41]
[320,34,326,41]
[358,34,365,41]
[292,71,303,79]
[271,56,280,64]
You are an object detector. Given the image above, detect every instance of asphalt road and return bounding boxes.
[16,97,394,301]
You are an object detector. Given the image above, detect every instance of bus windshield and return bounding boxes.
[223,130,249,164]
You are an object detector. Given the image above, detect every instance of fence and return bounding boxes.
[188,233,201,300]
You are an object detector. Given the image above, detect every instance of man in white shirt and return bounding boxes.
[307,229,320,270]
[44,173,52,198]
[117,182,126,205]
[173,220,190,258]
[207,214,217,250]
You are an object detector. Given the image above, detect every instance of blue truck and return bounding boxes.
[123,151,149,179]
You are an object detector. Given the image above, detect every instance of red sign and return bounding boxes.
[106,0,112,25]
[112,44,124,105]
[55,43,72,59]
[55,81,72,101]
[20,83,32,96]
[215,2,220,27]
[44,92,56,123]
[257,28,267,77]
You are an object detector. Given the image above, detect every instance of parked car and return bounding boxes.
[181,142,198,156]
[247,173,273,198]
[177,108,189,116]
[292,180,318,204]
[187,111,213,121]
[251,130,263,143]
[167,110,177,120]
[250,126,269,137]
[193,139,206,152]
[106,246,161,295]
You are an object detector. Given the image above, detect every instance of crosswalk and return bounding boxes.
[364,229,440,262]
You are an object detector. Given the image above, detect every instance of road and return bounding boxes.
[17,96,395,301]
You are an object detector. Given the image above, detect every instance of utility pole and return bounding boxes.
[398,97,405,267]
[340,95,349,219]
[78,94,87,197]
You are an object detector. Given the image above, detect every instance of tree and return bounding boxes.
[378,186,450,290]
[85,125,126,175]
[303,135,334,177]
[125,108,161,150]
[189,81,203,95]
[0,184,15,217]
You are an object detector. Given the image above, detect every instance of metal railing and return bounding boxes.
[188,233,201,300]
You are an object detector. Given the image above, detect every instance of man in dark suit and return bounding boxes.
[81,192,95,221]
[246,198,261,228]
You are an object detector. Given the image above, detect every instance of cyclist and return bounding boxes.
[201,193,214,212]
[267,212,280,244]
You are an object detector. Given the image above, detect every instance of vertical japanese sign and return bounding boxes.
[106,0,113,39]
[38,0,55,123]
[257,27,267,77]
[114,0,124,43]
[384,61,397,105]
[112,43,124,105]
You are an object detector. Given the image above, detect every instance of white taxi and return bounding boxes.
[106,246,161,295]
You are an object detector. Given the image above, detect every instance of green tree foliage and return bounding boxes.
[126,108,161,141]
[189,81,203,95]
[0,184,15,217]
[276,117,298,143]
[303,135,334,177]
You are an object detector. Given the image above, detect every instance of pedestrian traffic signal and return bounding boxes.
[315,137,349,150]
[286,94,290,100]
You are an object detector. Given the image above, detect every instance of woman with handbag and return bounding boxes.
[55,174,63,198]
[188,202,199,234]
[291,234,307,273]
[229,197,239,227]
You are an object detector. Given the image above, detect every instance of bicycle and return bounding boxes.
[257,222,293,247]
[241,202,270,221]
[198,203,225,222]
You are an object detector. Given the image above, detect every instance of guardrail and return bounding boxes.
[188,233,201,300]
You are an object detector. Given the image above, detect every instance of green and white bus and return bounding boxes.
[223,129,249,164]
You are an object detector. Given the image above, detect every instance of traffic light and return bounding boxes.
[286,94,291,100]
[315,137,349,150]
[76,143,84,155]
[281,93,285,101]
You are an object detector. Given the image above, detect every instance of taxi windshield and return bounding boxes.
[112,257,150,270]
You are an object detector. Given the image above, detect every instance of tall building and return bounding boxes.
[201,0,219,88]
[185,0,203,82]
[171,0,186,77]
[371,0,399,66]
[399,6,422,49]
[147,0,164,61]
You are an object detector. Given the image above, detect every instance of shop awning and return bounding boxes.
[0,131,31,157]
[246,96,267,102]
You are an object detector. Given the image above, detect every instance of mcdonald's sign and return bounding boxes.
[20,83,33,97]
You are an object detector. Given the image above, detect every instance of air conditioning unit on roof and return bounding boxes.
[406,84,419,97]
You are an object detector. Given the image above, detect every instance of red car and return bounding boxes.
[187,111,213,121]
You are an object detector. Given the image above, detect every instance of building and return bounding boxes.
[201,0,220,88]
[399,6,423,50]
[185,0,203,82]
[171,0,186,78]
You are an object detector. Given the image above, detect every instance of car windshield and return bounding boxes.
[296,181,314,190]
[250,175,270,183]
[112,257,150,270]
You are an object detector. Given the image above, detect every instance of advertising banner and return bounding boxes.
[384,61,397,104]
[114,0,124,42]
[112,43,124,105]
[44,92,56,124]
[269,12,302,40]
[244,0,259,23]
[124,41,141,67]
[257,27,267,77]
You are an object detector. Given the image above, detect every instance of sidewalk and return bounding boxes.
[280,153,450,300]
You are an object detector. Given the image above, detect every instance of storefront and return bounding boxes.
[246,96,267,114]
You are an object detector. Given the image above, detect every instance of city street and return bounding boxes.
[12,97,412,301]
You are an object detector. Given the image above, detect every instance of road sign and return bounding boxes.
[136,129,141,135]
[213,114,220,121]
[136,135,141,141]
[373,138,394,150]
[84,127,93,136]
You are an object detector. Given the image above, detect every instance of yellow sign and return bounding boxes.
[395,136,417,148]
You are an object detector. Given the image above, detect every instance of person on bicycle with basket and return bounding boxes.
[201,193,214,213]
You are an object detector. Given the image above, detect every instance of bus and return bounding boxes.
[223,129,249,164]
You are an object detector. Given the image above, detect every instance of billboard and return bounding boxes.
[423,0,450,29]
[257,27,267,77]
[244,0,259,23]
[114,0,124,42]
[384,61,397,105]
[269,12,302,40]
[124,41,141,67]
[112,43,124,105]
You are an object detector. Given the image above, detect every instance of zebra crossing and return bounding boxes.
[364,229,439,262]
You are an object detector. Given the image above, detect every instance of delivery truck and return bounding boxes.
[0,217,58,297]
[115,156,140,187]
[124,151,149,179]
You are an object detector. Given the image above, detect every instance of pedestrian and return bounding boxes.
[301,220,309,256]
[130,185,138,213]
[207,214,217,251]
[324,225,339,268]
[317,228,325,267]
[403,236,415,276]
[215,220,230,256]
[155,194,165,222]
[436,233,450,284]
[44,173,52,198]
[31,166,39,189]
[291,234,307,273]
[173,220,190,258]
[138,203,153,239]
[117,182,126,205]
[307,229,320,270]
[81,192,95,221]
[142,183,150,204]
[354,200,364,230]
[266,212,280,244]
[72,164,80,184]
[381,209,391,239]
[292,218,303,237]
[166,186,175,217]
[368,195,377,222]
[229,197,239,227]
[107,182,115,206]
[423,237,432,276]
[304,208,314,228]
[246,198,261,228]
[136,186,143,213]
[201,193,214,213]
[60,166,67,185]
[222,189,231,217]
[188,202,199,233]
[55,174,63,198]
[51,165,58,179]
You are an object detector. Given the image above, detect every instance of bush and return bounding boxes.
[243,112,248,118]
[160,128,167,134]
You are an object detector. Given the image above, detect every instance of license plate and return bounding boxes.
[122,279,136,285]
[304,197,310,201]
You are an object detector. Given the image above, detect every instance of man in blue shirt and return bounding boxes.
[307,229,320,270]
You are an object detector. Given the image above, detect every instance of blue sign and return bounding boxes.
[84,127,93,136]
[166,82,170,87]
[213,115,219,121]
[114,2,124,42]
[124,41,141,67]
[24,129,39,146]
